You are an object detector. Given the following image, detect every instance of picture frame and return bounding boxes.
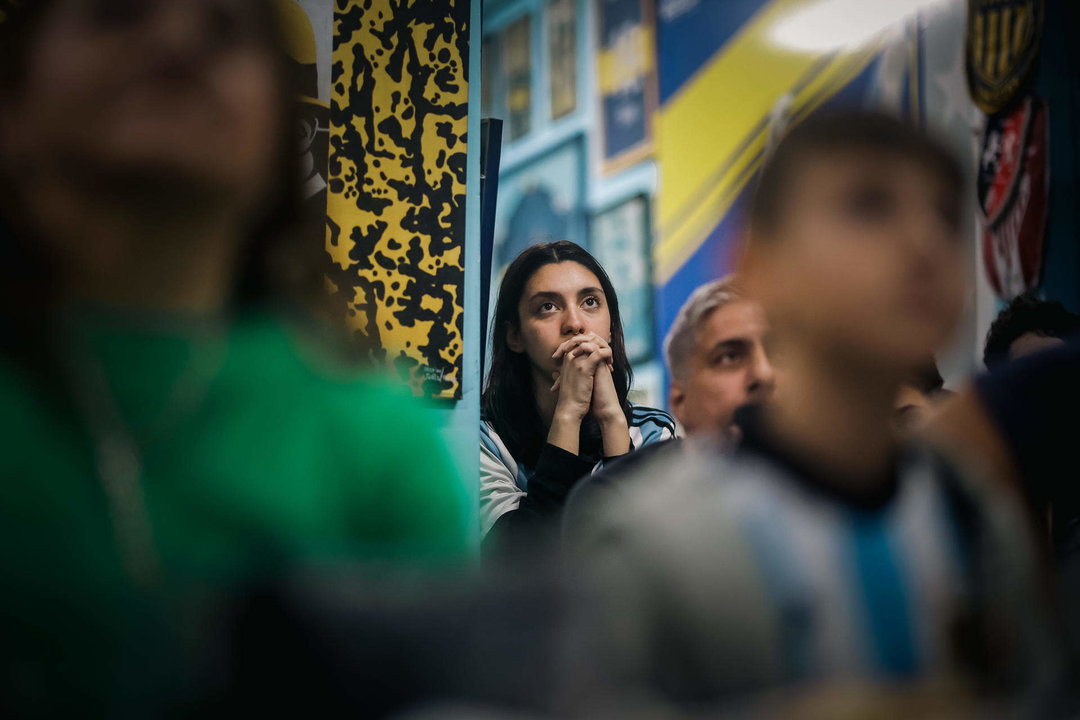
[596,0,658,174]
[590,195,654,362]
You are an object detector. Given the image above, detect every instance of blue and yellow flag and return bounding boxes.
[653,0,920,352]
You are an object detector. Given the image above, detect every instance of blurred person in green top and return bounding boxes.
[0,0,470,712]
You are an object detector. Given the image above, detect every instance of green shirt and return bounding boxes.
[0,306,471,711]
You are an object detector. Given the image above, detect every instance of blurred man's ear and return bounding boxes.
[669,379,686,428]
[505,325,524,354]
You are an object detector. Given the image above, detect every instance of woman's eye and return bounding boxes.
[583,296,600,308]
[538,302,557,313]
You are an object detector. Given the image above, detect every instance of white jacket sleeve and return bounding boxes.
[479,425,526,537]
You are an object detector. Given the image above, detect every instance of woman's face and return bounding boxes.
[507,261,614,378]
[1,0,284,213]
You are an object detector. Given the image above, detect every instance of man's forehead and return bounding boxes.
[794,149,953,190]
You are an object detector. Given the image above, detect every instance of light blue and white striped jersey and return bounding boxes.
[480,404,675,536]
[573,440,1054,700]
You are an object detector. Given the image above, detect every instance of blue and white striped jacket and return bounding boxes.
[570,440,1056,698]
[480,404,675,536]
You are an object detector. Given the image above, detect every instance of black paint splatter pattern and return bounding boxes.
[328,0,469,399]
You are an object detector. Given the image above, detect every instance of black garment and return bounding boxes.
[974,338,1080,530]
[974,338,1080,704]
[485,443,608,562]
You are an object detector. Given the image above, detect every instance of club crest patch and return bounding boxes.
[978,96,1049,300]
[967,0,1041,113]
[966,0,1043,114]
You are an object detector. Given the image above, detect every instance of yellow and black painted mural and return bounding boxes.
[327,0,470,400]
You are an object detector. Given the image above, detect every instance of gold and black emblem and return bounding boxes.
[966,0,1044,114]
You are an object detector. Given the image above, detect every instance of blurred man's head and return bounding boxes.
[738,112,966,378]
[664,278,774,437]
[983,293,1080,367]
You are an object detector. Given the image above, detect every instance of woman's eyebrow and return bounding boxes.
[577,286,604,297]
[527,291,562,303]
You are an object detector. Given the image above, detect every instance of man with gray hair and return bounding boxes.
[664,276,775,440]
[562,277,774,532]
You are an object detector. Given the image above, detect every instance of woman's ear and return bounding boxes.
[505,325,525,353]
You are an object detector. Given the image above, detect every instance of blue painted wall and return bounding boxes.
[433,0,482,552]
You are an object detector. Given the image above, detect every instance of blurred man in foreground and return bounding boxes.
[570,112,1059,714]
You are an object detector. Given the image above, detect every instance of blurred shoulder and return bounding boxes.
[575,441,808,551]
[568,442,783,681]
[572,443,731,543]
[227,309,440,437]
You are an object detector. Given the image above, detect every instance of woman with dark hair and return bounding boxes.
[0,0,468,711]
[481,241,674,551]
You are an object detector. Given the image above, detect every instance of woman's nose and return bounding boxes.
[563,308,585,335]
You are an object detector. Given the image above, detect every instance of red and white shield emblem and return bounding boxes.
[978,96,1050,300]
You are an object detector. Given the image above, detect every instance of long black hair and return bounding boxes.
[482,241,633,468]
[0,0,319,367]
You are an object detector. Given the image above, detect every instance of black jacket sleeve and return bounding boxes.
[484,443,596,559]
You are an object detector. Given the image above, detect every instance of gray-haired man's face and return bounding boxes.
[669,300,774,439]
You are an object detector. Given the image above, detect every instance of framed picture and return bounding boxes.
[548,0,578,120]
[590,195,653,362]
[504,15,533,141]
[596,0,657,173]
[492,138,586,276]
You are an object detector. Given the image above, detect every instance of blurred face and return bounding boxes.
[0,0,283,215]
[743,151,966,375]
[670,300,775,436]
[507,261,613,380]
[1009,331,1065,360]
